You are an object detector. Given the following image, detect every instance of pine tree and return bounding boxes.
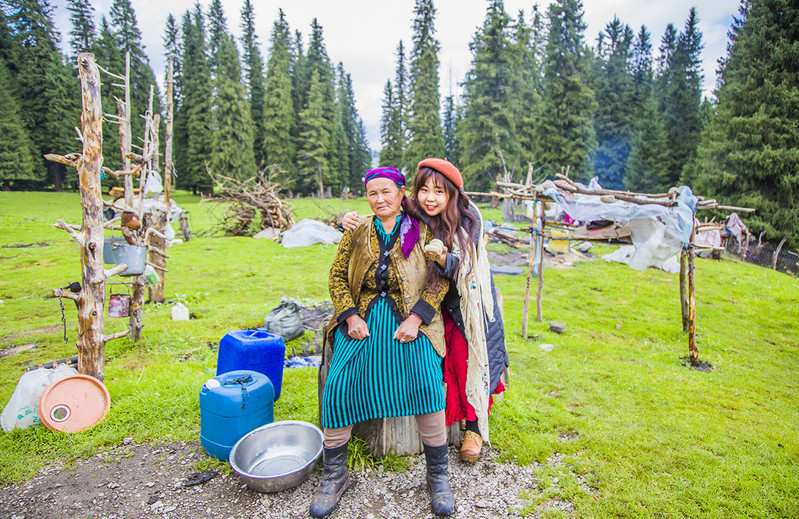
[625,24,668,191]
[240,0,266,166]
[625,96,668,192]
[442,92,457,164]
[337,63,371,189]
[171,11,191,188]
[590,16,635,190]
[297,70,330,196]
[163,13,182,106]
[379,79,401,166]
[656,8,704,188]
[207,0,227,67]
[180,4,214,193]
[262,9,296,183]
[392,41,411,173]
[459,0,520,191]
[290,30,307,131]
[536,0,596,181]
[3,0,76,188]
[66,0,96,57]
[690,0,799,248]
[0,59,37,189]
[407,0,445,178]
[512,8,544,173]
[210,35,255,180]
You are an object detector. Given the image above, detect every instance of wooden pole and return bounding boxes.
[163,57,174,206]
[522,196,536,338]
[122,52,133,208]
[49,53,130,381]
[687,221,698,366]
[128,87,155,340]
[679,248,689,332]
[536,207,545,323]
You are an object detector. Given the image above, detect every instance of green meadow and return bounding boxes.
[0,191,796,518]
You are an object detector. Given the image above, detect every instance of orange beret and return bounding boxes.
[417,158,464,192]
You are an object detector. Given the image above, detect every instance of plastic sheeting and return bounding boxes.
[281,219,343,248]
[543,183,698,272]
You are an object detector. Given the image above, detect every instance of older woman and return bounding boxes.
[312,167,454,518]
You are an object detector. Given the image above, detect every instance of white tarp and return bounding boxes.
[543,181,698,272]
[281,219,343,248]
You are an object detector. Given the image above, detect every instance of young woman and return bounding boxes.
[343,158,508,463]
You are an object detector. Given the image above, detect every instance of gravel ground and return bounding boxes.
[0,440,578,519]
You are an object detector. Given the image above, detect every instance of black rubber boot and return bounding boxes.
[424,443,454,516]
[309,443,350,517]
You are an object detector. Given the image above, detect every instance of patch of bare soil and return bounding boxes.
[487,248,592,270]
[0,326,61,346]
[0,441,580,519]
[0,343,37,359]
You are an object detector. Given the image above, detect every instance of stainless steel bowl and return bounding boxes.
[229,420,323,493]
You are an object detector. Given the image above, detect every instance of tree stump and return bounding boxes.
[317,330,459,457]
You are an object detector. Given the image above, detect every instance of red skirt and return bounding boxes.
[443,310,505,426]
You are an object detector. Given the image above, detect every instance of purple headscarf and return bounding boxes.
[363,167,420,258]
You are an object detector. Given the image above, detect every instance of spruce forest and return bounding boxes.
[1,0,797,248]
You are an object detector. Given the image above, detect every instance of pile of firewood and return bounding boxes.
[208,167,294,236]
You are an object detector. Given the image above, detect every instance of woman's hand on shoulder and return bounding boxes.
[341,211,361,231]
[394,314,422,343]
[345,314,370,340]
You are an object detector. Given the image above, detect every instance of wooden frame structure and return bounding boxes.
[468,171,754,368]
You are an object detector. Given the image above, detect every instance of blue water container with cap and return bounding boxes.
[199,370,274,460]
[216,328,286,401]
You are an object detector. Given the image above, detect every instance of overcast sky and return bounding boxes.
[51,0,740,150]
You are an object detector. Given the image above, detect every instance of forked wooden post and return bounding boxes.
[522,195,538,338]
[536,210,545,323]
[49,53,128,381]
[680,248,689,332]
[687,221,699,366]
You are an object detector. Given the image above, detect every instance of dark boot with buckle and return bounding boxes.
[309,443,350,517]
[424,443,454,516]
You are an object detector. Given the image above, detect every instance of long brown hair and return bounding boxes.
[408,166,480,278]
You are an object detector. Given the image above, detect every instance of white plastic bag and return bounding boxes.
[143,171,163,198]
[1,364,78,432]
[281,219,342,248]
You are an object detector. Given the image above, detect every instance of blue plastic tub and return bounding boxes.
[199,370,275,461]
[217,329,286,401]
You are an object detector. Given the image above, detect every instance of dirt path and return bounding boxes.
[0,440,575,519]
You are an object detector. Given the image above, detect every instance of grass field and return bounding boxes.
[0,191,797,517]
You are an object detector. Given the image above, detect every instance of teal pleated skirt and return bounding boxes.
[321,299,445,429]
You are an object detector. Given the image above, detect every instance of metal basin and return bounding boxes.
[229,420,323,493]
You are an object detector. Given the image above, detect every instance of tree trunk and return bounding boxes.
[121,52,133,208]
[51,163,63,192]
[147,207,167,303]
[164,57,174,206]
[73,53,107,380]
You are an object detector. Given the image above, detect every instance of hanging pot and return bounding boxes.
[112,244,147,276]
[120,210,140,230]
[108,294,130,318]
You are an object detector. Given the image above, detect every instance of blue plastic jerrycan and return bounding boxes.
[199,370,275,461]
[217,328,286,401]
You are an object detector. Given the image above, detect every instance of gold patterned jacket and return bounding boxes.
[326,215,448,357]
